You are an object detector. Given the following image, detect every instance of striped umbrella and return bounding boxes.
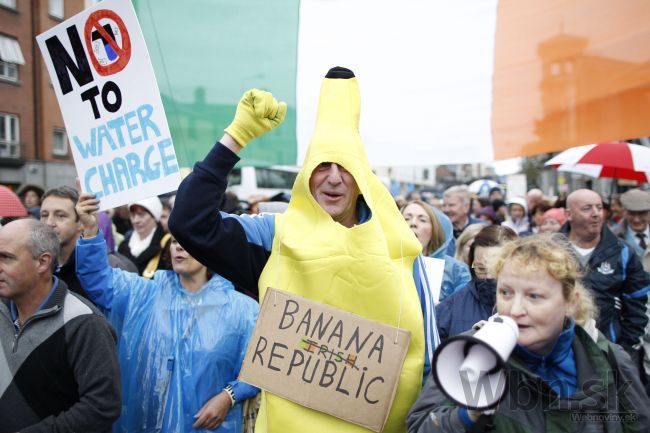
[0,185,28,217]
[544,142,650,182]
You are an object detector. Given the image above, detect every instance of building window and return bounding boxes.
[53,129,68,156]
[0,0,17,10]
[0,113,20,158]
[0,35,25,81]
[48,0,64,19]
[0,60,18,81]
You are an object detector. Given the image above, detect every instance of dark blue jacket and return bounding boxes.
[435,279,495,340]
[560,223,650,349]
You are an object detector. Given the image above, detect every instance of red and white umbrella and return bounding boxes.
[544,141,650,182]
[0,185,28,218]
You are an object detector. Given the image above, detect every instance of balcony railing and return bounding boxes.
[0,140,20,158]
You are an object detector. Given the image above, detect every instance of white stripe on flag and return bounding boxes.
[296,0,499,166]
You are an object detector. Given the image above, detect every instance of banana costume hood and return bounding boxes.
[257,67,425,433]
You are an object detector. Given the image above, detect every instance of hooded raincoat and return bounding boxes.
[502,197,531,236]
[429,208,471,301]
[76,232,259,433]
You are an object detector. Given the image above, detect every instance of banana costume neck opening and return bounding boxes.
[308,162,360,228]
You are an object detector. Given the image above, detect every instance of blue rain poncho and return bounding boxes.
[76,232,259,433]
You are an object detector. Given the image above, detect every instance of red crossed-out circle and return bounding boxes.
[84,9,131,76]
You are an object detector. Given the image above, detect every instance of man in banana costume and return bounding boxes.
[170,67,439,432]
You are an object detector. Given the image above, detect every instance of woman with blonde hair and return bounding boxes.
[408,233,650,433]
[454,223,484,265]
[402,200,470,301]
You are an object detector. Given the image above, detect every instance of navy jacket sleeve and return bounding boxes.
[407,374,467,433]
[434,300,451,342]
[169,143,271,296]
[620,249,650,348]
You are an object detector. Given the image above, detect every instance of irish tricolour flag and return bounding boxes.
[133,0,650,168]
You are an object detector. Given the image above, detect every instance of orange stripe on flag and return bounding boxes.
[492,0,650,160]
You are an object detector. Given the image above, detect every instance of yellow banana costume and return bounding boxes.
[256,67,425,433]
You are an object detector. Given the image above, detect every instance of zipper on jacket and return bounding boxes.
[12,306,62,353]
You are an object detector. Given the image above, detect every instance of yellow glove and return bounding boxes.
[224,89,287,147]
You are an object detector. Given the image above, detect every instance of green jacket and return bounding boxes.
[408,326,650,433]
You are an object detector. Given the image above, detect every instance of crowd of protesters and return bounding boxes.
[3,67,650,432]
[4,152,650,433]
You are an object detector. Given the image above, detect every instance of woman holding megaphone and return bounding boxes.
[408,234,650,432]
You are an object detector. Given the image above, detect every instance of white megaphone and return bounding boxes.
[432,314,519,410]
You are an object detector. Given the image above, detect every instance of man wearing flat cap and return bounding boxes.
[615,189,650,272]
[614,189,650,394]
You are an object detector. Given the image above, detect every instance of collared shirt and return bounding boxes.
[10,277,59,333]
[627,225,650,249]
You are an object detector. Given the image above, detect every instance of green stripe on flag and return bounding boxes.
[133,0,299,168]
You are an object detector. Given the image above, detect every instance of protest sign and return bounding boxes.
[506,174,527,201]
[239,288,411,432]
[36,0,180,210]
[422,256,445,304]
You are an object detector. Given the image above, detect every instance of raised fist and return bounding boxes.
[224,89,287,147]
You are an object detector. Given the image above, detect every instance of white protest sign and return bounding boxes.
[36,0,180,210]
[422,256,445,304]
[239,288,411,433]
[506,174,527,201]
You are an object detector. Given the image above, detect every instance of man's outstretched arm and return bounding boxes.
[169,90,286,295]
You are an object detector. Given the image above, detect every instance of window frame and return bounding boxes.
[52,128,69,156]
[0,0,17,11]
[0,112,20,158]
[48,0,64,19]
[0,60,18,82]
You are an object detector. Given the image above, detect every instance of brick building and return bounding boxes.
[0,0,94,192]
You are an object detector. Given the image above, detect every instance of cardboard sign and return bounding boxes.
[239,288,411,432]
[36,0,181,211]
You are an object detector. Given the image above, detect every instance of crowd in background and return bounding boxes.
[3,169,650,433]
[3,157,650,432]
